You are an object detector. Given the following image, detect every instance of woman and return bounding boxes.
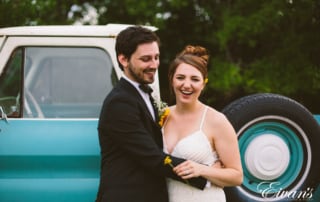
[162,45,243,202]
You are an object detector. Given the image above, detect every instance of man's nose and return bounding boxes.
[150,58,159,68]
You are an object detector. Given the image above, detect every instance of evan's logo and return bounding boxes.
[257,182,314,200]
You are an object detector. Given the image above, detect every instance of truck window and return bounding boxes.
[0,48,23,117]
[22,47,116,118]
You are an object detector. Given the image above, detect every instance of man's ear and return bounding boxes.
[118,54,128,69]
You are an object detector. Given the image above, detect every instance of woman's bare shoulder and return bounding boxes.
[205,105,235,135]
[206,106,228,123]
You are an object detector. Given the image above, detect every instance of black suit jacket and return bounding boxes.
[96,78,206,202]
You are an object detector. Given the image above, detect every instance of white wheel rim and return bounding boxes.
[245,134,290,180]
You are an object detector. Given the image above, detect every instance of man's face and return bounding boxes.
[119,41,160,84]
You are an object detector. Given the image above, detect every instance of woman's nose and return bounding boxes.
[182,79,192,88]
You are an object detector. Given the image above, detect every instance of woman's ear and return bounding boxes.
[118,54,128,69]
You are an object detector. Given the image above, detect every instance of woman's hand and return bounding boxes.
[173,159,222,179]
[173,160,202,179]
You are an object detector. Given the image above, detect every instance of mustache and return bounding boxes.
[144,68,157,73]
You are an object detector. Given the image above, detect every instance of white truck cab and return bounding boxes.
[0,24,159,202]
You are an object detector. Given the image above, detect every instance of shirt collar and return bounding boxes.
[122,75,147,96]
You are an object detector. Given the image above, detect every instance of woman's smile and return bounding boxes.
[181,89,193,96]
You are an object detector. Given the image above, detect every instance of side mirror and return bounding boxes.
[0,106,8,123]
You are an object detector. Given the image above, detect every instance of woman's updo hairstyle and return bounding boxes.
[168,45,209,87]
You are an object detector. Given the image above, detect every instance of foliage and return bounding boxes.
[213,0,320,111]
[0,0,84,26]
[1,0,319,112]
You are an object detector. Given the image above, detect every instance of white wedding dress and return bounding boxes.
[163,106,226,202]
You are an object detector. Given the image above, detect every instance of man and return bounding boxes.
[96,26,206,202]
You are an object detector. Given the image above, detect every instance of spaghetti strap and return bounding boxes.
[199,106,208,130]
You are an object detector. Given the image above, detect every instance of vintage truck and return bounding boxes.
[0,24,319,202]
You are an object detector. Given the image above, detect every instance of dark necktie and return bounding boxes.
[139,84,159,121]
[139,84,153,95]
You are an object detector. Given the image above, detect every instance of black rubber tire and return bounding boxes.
[222,93,320,202]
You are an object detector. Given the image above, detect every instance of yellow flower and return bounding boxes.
[164,156,173,167]
[204,78,209,84]
[159,107,170,127]
[154,100,170,127]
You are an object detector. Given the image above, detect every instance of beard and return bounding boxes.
[127,62,155,84]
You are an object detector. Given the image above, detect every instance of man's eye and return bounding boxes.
[140,55,159,62]
[140,57,151,62]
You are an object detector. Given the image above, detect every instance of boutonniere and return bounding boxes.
[154,100,170,127]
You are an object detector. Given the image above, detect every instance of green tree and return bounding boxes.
[1,0,319,112]
[89,0,320,112]
[212,0,320,111]
[0,0,86,27]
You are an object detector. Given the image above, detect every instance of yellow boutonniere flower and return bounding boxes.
[159,107,170,127]
[154,100,170,127]
[164,156,173,167]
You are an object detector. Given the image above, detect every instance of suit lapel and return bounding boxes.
[149,95,160,123]
[119,78,160,127]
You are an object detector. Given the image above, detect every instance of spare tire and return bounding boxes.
[222,93,320,202]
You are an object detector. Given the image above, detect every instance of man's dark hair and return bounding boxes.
[115,25,160,70]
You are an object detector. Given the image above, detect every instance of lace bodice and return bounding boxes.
[163,106,219,165]
[163,130,219,166]
[162,106,226,202]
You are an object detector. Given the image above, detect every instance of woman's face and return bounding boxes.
[172,63,205,104]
